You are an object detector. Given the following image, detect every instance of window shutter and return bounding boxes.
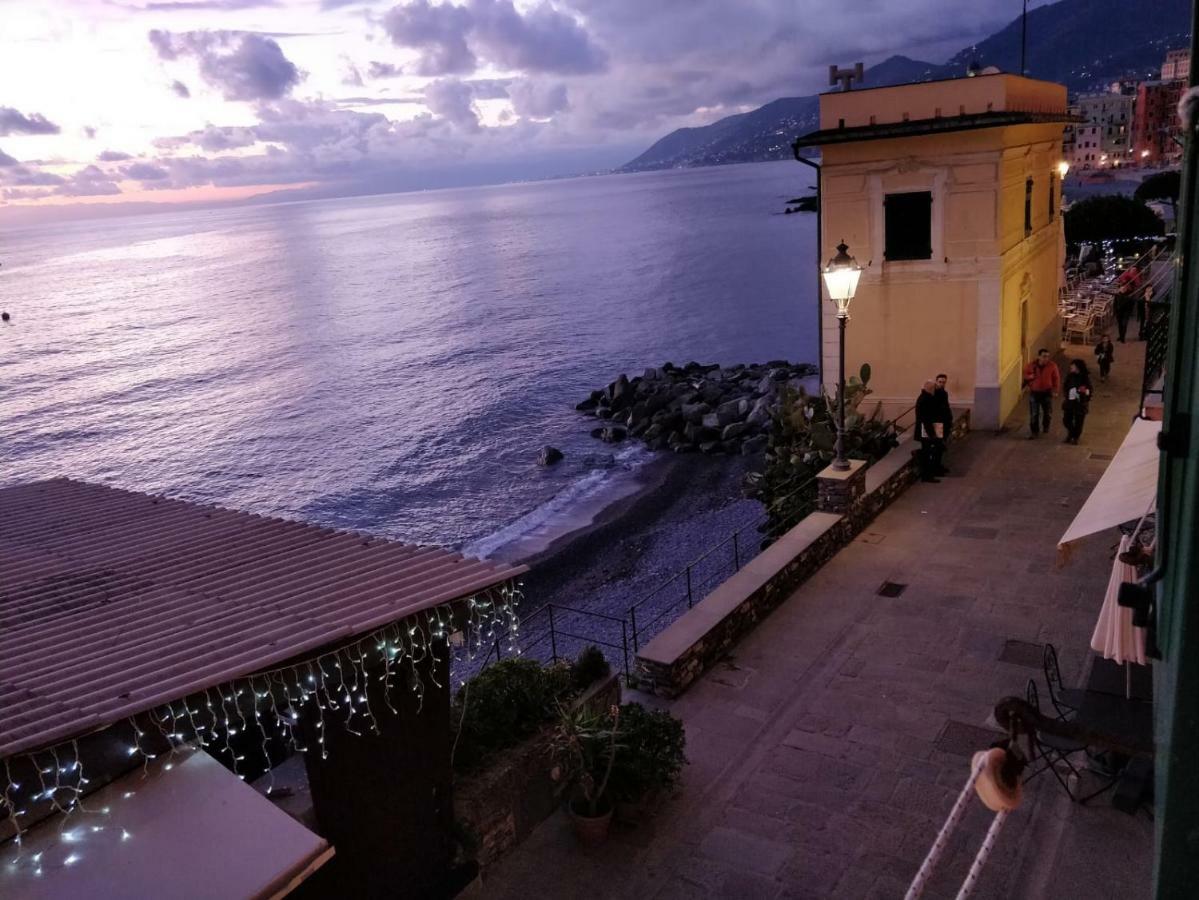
[883,191,933,261]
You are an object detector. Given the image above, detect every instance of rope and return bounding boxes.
[904,756,987,900]
[955,809,1009,900]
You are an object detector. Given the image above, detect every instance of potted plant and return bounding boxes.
[550,704,622,844]
[608,703,687,822]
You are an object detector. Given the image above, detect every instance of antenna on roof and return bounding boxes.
[829,62,865,92]
[1020,0,1029,76]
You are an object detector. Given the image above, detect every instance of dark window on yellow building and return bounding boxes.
[1024,178,1034,235]
[883,191,932,261]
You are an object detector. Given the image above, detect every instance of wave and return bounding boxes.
[463,444,653,562]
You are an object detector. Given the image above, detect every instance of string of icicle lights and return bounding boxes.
[1,584,521,872]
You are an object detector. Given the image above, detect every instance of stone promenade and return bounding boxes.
[482,342,1153,900]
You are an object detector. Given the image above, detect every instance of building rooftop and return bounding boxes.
[0,477,525,757]
[807,72,1070,145]
[795,109,1078,148]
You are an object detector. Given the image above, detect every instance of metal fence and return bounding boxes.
[459,413,913,682]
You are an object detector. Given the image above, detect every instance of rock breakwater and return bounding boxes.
[577,361,817,455]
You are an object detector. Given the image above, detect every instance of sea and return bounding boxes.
[0,160,818,559]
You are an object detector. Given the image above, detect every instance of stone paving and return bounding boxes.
[481,343,1153,900]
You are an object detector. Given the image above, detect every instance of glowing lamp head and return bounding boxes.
[822,240,862,316]
[1057,160,1070,179]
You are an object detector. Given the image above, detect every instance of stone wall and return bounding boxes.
[453,673,620,869]
[633,412,970,698]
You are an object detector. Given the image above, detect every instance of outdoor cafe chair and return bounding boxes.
[1043,644,1087,719]
[1024,680,1089,801]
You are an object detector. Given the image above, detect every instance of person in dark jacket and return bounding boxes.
[1094,334,1115,382]
[1062,359,1094,444]
[915,380,944,483]
[932,373,953,474]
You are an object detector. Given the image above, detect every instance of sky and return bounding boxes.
[0,0,1047,219]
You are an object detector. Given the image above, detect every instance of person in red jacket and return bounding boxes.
[1023,348,1061,438]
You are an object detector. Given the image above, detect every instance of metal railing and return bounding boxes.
[516,602,632,680]
[625,474,820,651]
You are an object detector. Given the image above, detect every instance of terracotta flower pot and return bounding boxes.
[569,799,613,845]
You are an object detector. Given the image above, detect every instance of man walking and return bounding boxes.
[1023,348,1060,439]
[933,373,953,475]
[915,380,944,483]
[1114,264,1143,343]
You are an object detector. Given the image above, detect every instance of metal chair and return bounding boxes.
[1026,680,1123,804]
[1043,643,1087,719]
[1024,680,1087,800]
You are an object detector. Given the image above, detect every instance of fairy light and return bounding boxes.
[0,585,522,866]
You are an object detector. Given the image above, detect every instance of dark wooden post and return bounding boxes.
[301,645,453,897]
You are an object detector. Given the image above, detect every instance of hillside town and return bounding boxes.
[1064,48,1191,170]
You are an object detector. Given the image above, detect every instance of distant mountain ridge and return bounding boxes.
[620,0,1191,173]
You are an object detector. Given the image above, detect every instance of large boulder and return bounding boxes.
[742,434,769,456]
[537,446,564,466]
[682,401,711,423]
[747,404,772,428]
[575,397,599,412]
[599,426,627,444]
[722,422,749,441]
[595,405,614,420]
[715,398,743,426]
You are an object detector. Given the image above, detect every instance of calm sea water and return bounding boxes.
[0,161,817,556]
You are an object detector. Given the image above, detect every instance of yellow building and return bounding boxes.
[795,73,1073,429]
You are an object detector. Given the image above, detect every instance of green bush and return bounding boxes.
[453,650,611,772]
[607,703,687,803]
[571,645,611,692]
[453,659,565,771]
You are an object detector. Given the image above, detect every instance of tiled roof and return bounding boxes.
[0,478,525,758]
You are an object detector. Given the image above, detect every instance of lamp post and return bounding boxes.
[822,241,862,471]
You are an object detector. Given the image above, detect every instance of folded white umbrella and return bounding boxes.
[1091,535,1148,686]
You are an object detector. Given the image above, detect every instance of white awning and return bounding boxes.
[0,747,332,899]
[1058,417,1161,551]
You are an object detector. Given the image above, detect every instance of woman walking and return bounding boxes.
[1062,359,1094,445]
[1094,334,1115,382]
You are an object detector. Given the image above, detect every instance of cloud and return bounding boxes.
[423,78,480,131]
[171,79,192,98]
[508,78,568,118]
[342,61,365,86]
[367,60,403,78]
[149,30,303,101]
[0,148,18,167]
[58,165,122,197]
[0,107,62,136]
[380,0,606,76]
[134,0,278,8]
[382,0,476,75]
[82,126,97,139]
[123,162,171,181]
[470,0,606,75]
[187,124,259,151]
[97,150,133,161]
[465,77,511,99]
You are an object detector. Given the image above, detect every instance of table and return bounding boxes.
[1076,690,1154,753]
[1087,656,1153,701]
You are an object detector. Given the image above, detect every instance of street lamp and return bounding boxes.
[821,240,862,472]
[1057,160,1070,179]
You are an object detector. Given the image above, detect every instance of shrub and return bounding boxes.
[452,649,612,772]
[607,703,687,803]
[745,363,898,540]
[453,658,565,771]
[571,645,611,692]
